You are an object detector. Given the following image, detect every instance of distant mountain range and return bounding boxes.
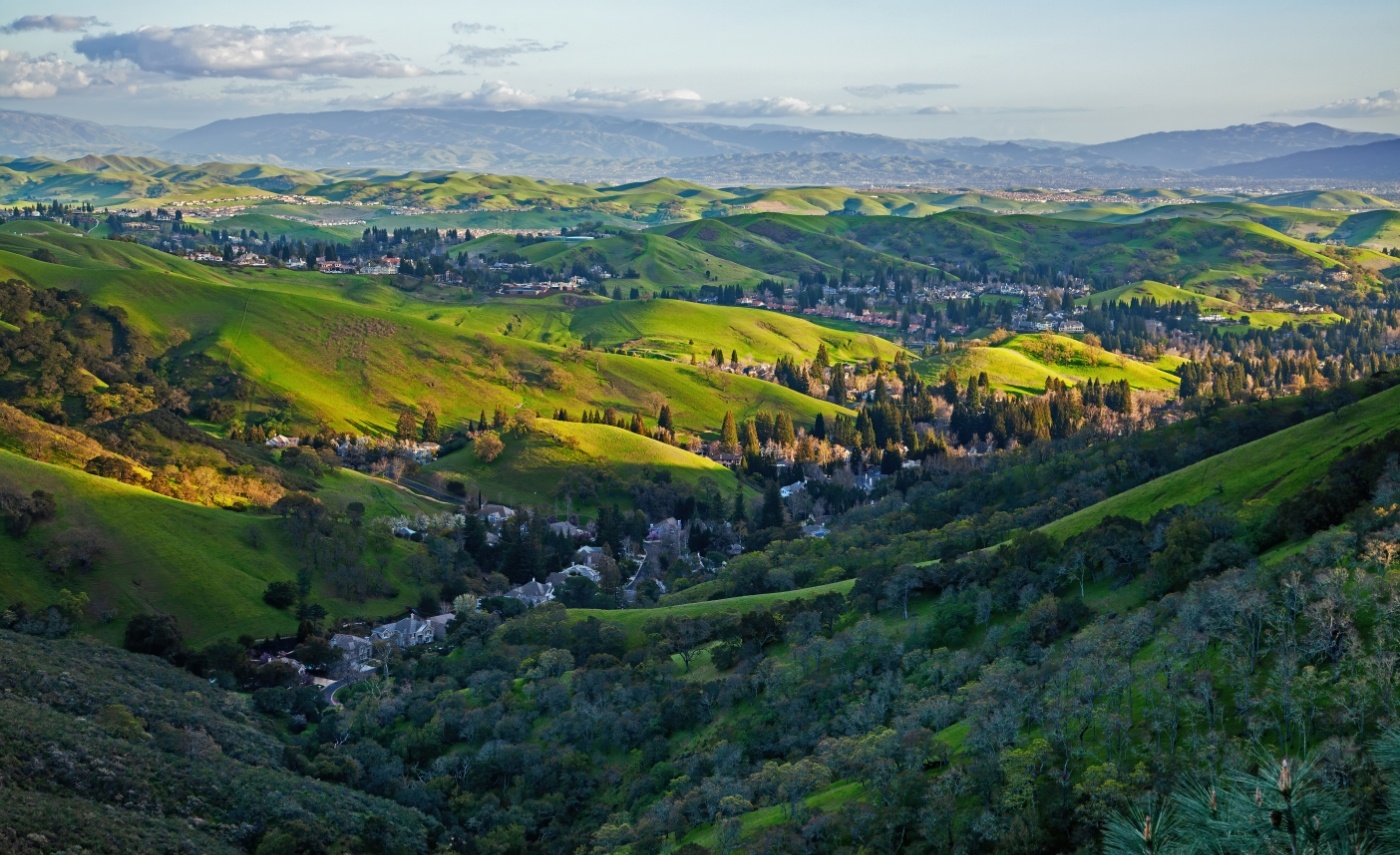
[0,107,1395,187]
[1202,138,1400,182]
[1080,121,1396,170]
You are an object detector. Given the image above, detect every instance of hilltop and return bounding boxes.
[916,333,1181,395]
[426,420,744,516]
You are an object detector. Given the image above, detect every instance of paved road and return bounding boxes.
[321,679,345,706]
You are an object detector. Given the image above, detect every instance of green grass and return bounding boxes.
[0,449,437,647]
[1252,190,1395,210]
[308,468,448,519]
[1085,279,1235,309]
[405,294,904,364]
[1040,383,1400,540]
[0,230,847,439]
[916,334,1180,395]
[682,781,865,848]
[427,420,742,516]
[201,212,364,244]
[568,579,856,646]
[1332,210,1400,250]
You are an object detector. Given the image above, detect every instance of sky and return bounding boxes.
[0,0,1397,143]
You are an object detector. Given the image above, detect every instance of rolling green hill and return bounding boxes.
[195,212,364,244]
[1085,279,1235,308]
[1252,189,1395,210]
[815,208,1384,287]
[0,450,429,647]
[1040,381,1400,540]
[659,217,833,279]
[448,295,903,363]
[0,229,846,438]
[1332,209,1400,250]
[518,231,774,291]
[427,420,742,515]
[916,333,1181,395]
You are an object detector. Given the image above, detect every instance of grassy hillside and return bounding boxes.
[711,212,943,278]
[197,212,364,244]
[0,230,844,437]
[436,295,902,362]
[659,217,834,279]
[569,578,856,646]
[530,231,774,291]
[0,630,432,853]
[1041,381,1400,539]
[427,420,742,515]
[1332,209,1400,250]
[916,333,1180,395]
[752,209,1376,288]
[1085,279,1235,308]
[1252,189,1395,209]
[570,298,899,362]
[0,451,428,647]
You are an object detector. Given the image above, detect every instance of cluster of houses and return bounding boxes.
[498,276,588,297]
[329,611,457,671]
[706,276,1096,342]
[315,256,400,275]
[503,558,606,606]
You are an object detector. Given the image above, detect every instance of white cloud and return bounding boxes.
[846,82,958,99]
[0,49,111,98]
[451,22,501,35]
[0,14,105,34]
[1284,88,1400,118]
[448,40,566,68]
[73,24,433,80]
[344,80,868,118]
[915,105,956,115]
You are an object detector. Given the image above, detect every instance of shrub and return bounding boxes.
[123,613,185,660]
[262,581,299,609]
[474,430,504,463]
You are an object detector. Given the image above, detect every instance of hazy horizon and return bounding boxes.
[0,0,1397,143]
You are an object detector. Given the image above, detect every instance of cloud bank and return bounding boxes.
[845,82,958,99]
[1285,88,1400,118]
[448,40,566,68]
[344,80,868,118]
[0,49,112,98]
[0,14,105,34]
[73,24,431,80]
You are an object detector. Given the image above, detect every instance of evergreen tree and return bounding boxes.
[720,411,739,453]
[742,421,761,456]
[759,480,784,529]
[420,410,439,443]
[657,403,674,433]
[774,412,796,446]
[395,410,416,441]
[829,368,847,405]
